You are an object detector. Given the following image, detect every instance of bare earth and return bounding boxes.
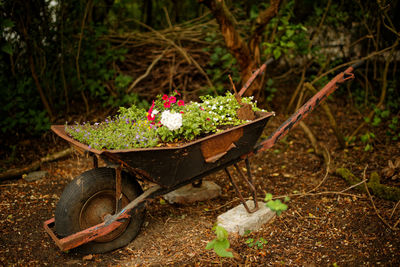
[1,105,399,266]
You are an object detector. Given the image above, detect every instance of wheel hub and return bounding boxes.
[79,190,130,243]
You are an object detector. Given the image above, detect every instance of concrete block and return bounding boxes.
[163,181,221,204]
[217,200,275,235]
[23,171,48,182]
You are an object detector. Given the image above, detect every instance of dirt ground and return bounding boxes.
[1,104,399,266]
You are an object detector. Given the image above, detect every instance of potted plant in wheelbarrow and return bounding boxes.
[45,59,362,254]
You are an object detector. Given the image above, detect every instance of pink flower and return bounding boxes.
[169,96,177,104]
[164,101,171,108]
[206,118,210,121]
[199,106,204,111]
[147,101,155,121]
[175,90,181,96]
[162,94,168,101]
[178,100,185,106]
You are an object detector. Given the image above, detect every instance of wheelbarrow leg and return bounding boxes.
[115,165,123,212]
[224,159,259,213]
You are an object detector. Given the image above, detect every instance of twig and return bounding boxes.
[133,19,192,64]
[311,42,399,85]
[340,179,367,193]
[76,0,92,115]
[390,200,400,219]
[304,149,331,194]
[126,48,170,93]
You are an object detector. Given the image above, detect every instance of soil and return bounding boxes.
[1,102,399,266]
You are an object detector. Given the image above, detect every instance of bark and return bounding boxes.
[200,0,281,97]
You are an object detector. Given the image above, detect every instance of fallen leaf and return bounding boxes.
[83,254,93,261]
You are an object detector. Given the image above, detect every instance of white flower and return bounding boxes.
[151,109,159,116]
[160,110,182,131]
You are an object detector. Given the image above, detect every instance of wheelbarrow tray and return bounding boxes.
[51,111,274,188]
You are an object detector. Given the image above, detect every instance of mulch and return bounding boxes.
[0,104,399,266]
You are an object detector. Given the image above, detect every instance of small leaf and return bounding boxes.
[1,43,13,55]
[273,48,281,59]
[264,193,273,202]
[206,239,216,250]
[215,225,228,241]
[214,239,233,258]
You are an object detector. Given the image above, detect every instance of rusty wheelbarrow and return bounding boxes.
[44,59,363,253]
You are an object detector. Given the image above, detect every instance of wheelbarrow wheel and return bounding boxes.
[55,167,145,254]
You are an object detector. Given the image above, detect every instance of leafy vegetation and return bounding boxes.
[65,92,263,149]
[264,193,289,216]
[205,225,233,258]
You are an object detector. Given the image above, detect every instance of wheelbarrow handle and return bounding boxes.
[238,58,274,97]
[253,62,358,154]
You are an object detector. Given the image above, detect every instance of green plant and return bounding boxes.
[264,193,288,216]
[360,131,375,152]
[387,116,400,141]
[264,78,277,103]
[65,91,263,149]
[204,32,240,94]
[245,237,268,249]
[262,1,309,60]
[205,225,233,258]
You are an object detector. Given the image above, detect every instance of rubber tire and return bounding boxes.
[55,167,145,254]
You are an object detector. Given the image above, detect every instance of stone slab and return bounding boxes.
[23,171,48,182]
[217,200,275,236]
[163,181,221,204]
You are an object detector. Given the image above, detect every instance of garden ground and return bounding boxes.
[1,103,399,266]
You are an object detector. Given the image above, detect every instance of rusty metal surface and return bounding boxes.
[224,161,259,213]
[201,127,242,163]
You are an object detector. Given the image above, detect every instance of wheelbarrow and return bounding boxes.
[44,59,363,254]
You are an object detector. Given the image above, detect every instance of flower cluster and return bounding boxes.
[65,91,265,149]
[160,110,182,131]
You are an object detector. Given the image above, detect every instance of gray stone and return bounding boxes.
[163,181,221,204]
[23,170,48,182]
[217,200,275,235]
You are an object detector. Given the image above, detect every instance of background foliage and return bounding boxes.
[0,0,399,143]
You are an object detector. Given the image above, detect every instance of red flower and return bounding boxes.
[199,106,204,111]
[162,94,168,101]
[147,100,155,121]
[169,96,177,104]
[164,101,171,108]
[175,90,181,96]
[180,111,184,114]
[178,100,185,106]
[206,118,210,121]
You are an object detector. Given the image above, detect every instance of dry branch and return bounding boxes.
[0,148,73,181]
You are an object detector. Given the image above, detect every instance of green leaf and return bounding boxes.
[264,193,273,202]
[266,199,288,215]
[273,48,281,59]
[286,29,294,37]
[364,144,372,152]
[1,43,13,54]
[381,110,390,118]
[372,117,381,126]
[213,240,233,258]
[205,239,216,250]
[2,19,14,28]
[215,225,228,241]
[245,238,254,244]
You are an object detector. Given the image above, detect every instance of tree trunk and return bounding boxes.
[200,0,281,97]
